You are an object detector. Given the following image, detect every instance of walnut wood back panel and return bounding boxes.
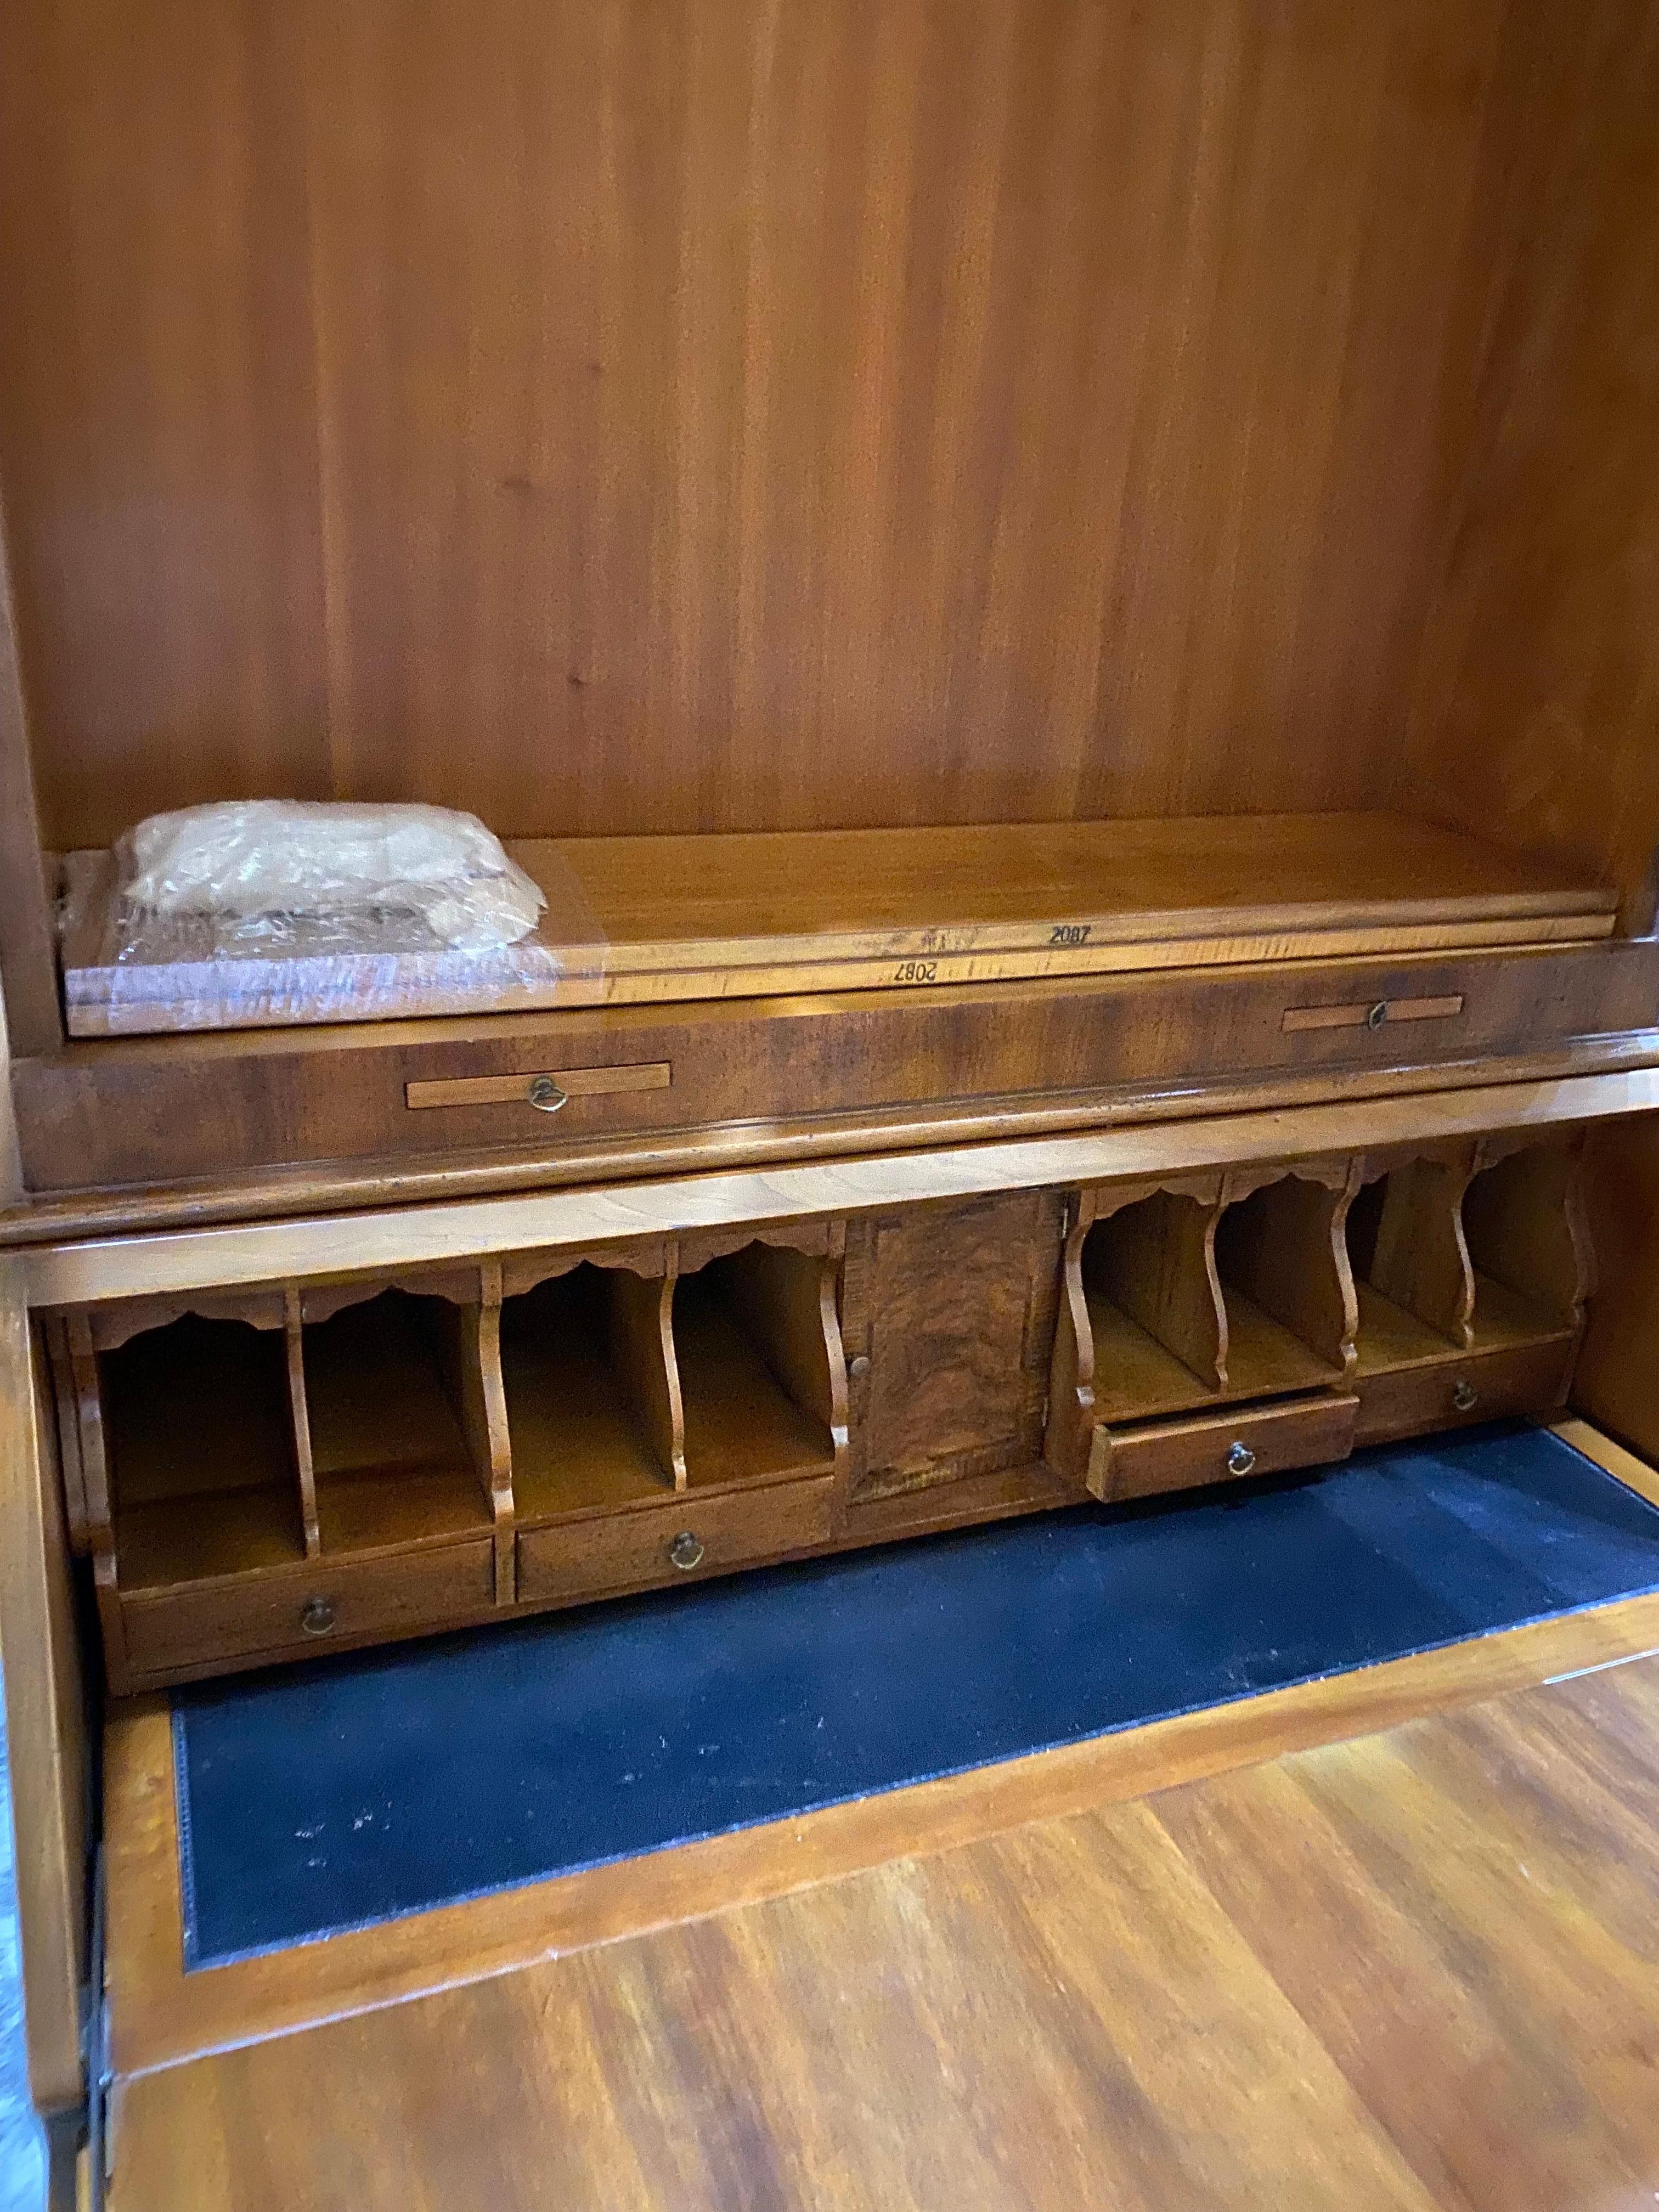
[1,0,1521,854]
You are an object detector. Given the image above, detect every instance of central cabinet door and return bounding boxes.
[845,1191,1065,1498]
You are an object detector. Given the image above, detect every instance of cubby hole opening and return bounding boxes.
[301,1289,493,1553]
[674,1243,837,1486]
[501,1265,679,1522]
[1345,1167,1466,1373]
[1079,1191,1222,1423]
[1463,1144,1585,1348]
[1212,1176,1348,1396]
[101,1314,304,1591]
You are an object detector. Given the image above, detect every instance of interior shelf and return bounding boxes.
[58,812,1616,1036]
[1351,1280,1457,1373]
[101,1316,304,1591]
[1084,1292,1216,1425]
[675,1247,837,1488]
[1217,1293,1339,1397]
[502,1267,678,1522]
[302,1291,492,1554]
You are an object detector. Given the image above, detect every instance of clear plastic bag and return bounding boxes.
[59,801,610,1035]
[117,800,546,951]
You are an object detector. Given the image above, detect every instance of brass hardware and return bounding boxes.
[405,1062,673,1110]
[668,1531,705,1572]
[300,1597,336,1636]
[1452,1379,1479,1413]
[1226,1441,1256,1477]
[849,1354,872,1379]
[1282,995,1464,1035]
[527,1076,568,1113]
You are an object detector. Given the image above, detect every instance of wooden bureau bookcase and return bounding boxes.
[3,0,1659,2134]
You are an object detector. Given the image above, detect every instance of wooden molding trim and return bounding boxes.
[0,1265,87,2112]
[9,1020,1659,1251]
[0,499,61,1059]
[20,1067,1659,1310]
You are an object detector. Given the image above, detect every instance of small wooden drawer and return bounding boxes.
[1091,1392,1358,1504]
[517,1476,836,1608]
[122,1538,496,1678]
[1354,1335,1577,1447]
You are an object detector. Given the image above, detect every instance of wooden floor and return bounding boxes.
[97,1423,1659,2210]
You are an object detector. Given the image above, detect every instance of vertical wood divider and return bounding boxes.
[64,1308,127,1690]
[449,1263,515,1604]
[1217,1160,1362,1378]
[282,1285,320,1559]
[1466,1135,1598,1329]
[1046,1192,1098,1485]
[608,1251,687,1491]
[1369,1151,1477,1347]
[1093,1184,1229,1393]
[42,1316,89,1555]
[820,1228,851,1494]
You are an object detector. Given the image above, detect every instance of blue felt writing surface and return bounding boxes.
[174,1423,1659,1967]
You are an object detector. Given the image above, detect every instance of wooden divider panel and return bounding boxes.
[1465,1138,1596,1331]
[433,1265,515,1604]
[1214,1163,1360,1380]
[609,1271,687,1492]
[1085,1181,1228,1403]
[283,1286,319,1560]
[1356,1150,1477,1348]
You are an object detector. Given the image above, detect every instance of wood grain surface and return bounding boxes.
[1405,2,1659,929]
[20,1068,1659,1313]
[57,815,1613,1037]
[1,0,1522,858]
[0,1267,88,2114]
[101,1605,1659,2209]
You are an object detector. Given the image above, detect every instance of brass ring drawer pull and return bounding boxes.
[300,1597,337,1636]
[1226,1441,1257,1477]
[527,1076,568,1113]
[668,1531,705,1572]
[1452,1379,1480,1413]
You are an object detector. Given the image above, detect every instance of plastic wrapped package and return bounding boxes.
[58,801,610,1035]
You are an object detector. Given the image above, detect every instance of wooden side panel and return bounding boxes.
[851,1191,1063,1498]
[1572,1119,1659,1460]
[0,510,61,1057]
[0,1264,87,2113]
[1404,2,1659,929]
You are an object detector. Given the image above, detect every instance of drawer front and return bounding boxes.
[1355,1336,1577,1446]
[24,939,1654,1196]
[1094,1392,1359,1504]
[122,1538,496,1677]
[517,1477,836,1607]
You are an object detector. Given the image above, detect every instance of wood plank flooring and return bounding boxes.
[105,1636,1659,2210]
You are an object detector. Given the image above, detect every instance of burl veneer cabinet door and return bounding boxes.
[845,1192,1065,1499]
